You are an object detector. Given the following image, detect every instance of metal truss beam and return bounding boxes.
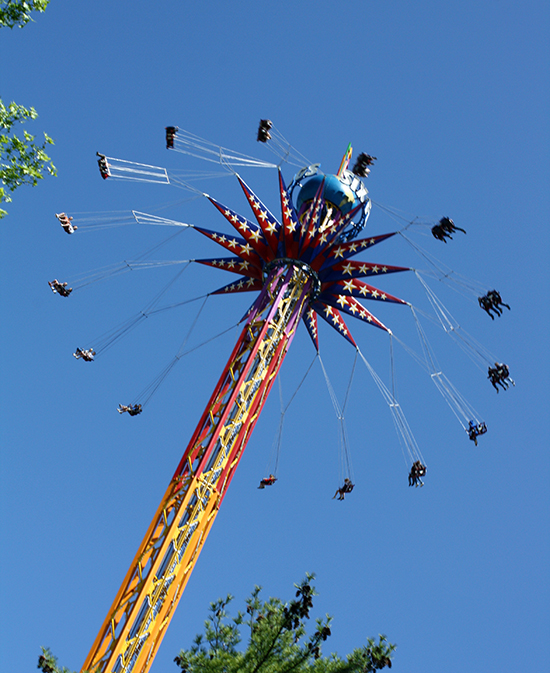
[82,262,314,673]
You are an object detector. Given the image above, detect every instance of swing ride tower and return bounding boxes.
[43,123,506,673]
[82,261,316,673]
[79,136,417,673]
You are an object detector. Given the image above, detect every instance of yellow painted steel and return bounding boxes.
[82,263,313,673]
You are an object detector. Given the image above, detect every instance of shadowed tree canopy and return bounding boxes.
[173,575,396,673]
[37,648,75,673]
[36,577,396,673]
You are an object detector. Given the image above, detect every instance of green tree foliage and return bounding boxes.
[36,577,396,673]
[37,647,76,673]
[0,100,56,217]
[0,0,49,28]
[173,575,396,673]
[1,1,55,218]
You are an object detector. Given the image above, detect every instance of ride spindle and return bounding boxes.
[82,261,315,673]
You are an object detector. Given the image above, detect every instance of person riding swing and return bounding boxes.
[333,477,354,500]
[258,474,277,489]
[118,403,143,416]
[408,461,427,487]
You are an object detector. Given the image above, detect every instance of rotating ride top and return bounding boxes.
[53,123,511,673]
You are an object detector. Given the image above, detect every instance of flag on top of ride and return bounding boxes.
[337,143,353,178]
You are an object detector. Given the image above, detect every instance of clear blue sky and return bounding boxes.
[1,2,549,672]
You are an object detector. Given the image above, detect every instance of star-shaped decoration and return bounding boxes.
[336,295,348,307]
[196,172,409,346]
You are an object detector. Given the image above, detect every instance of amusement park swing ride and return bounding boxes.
[50,122,513,673]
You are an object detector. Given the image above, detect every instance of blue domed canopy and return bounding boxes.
[296,173,358,218]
